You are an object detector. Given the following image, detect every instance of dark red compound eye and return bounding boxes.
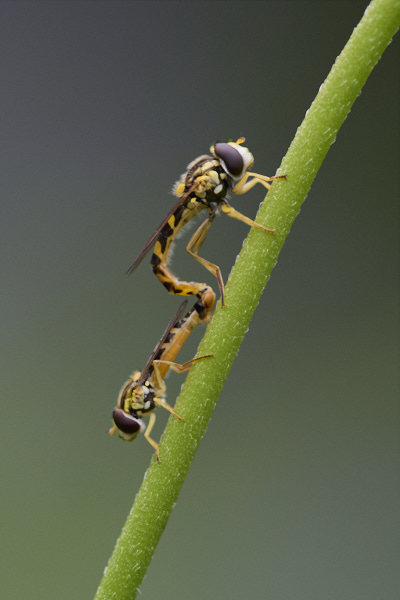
[214,143,244,177]
[112,408,142,434]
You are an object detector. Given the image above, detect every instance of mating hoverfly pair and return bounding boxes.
[110,138,286,461]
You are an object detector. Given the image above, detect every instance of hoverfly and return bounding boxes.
[110,290,215,462]
[127,138,286,306]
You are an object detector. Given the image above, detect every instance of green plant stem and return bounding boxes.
[95,1,400,598]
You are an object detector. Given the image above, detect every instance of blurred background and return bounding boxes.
[1,2,398,599]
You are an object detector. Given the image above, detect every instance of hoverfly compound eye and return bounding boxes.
[112,408,144,441]
[213,143,244,177]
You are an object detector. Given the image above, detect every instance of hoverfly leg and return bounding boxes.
[232,171,287,195]
[186,214,226,306]
[220,201,275,235]
[143,412,161,462]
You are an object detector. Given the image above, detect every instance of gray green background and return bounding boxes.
[1,2,398,599]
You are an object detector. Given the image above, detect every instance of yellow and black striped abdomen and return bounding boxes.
[150,194,210,297]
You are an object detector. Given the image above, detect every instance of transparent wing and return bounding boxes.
[138,299,188,386]
[126,183,198,276]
